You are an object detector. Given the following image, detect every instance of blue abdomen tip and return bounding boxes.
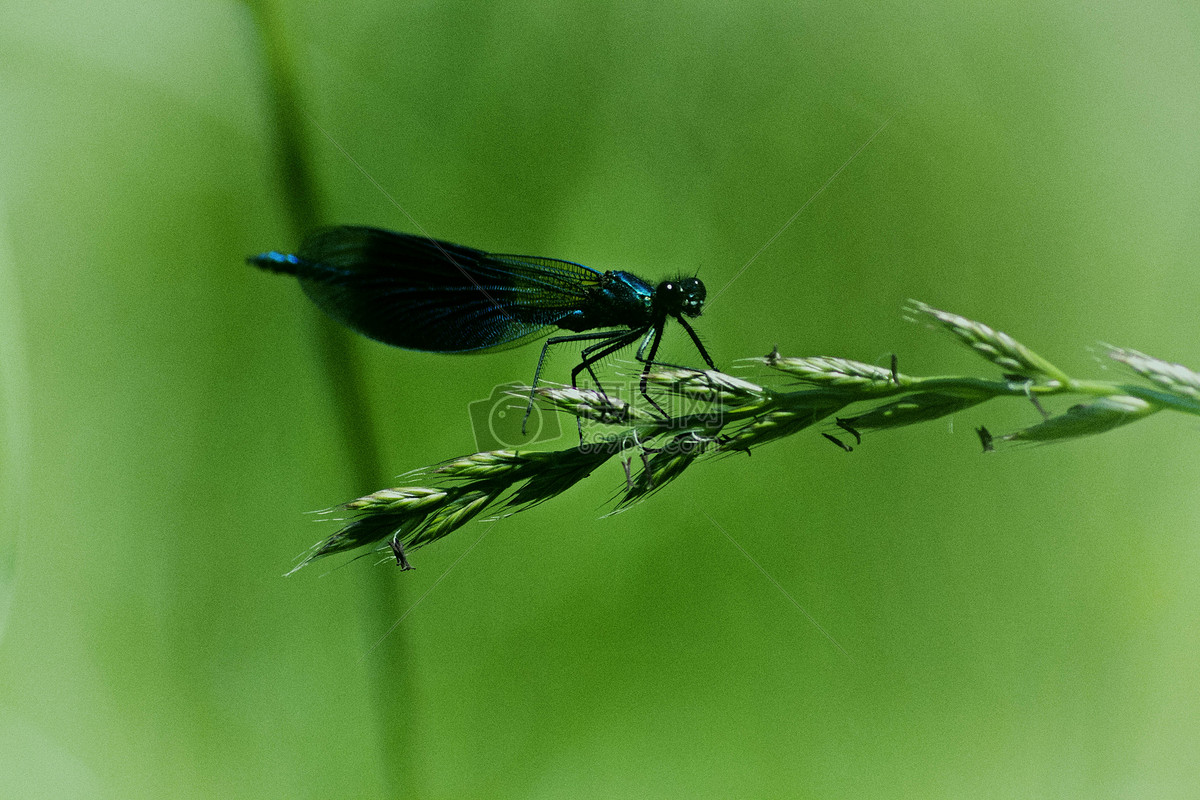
[249,251,302,273]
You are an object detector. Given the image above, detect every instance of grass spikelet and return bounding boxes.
[907,300,1068,382]
[406,490,497,549]
[987,395,1157,447]
[527,386,655,424]
[344,486,449,512]
[1106,346,1200,401]
[433,450,530,480]
[725,402,846,450]
[839,392,990,432]
[762,354,903,392]
[503,446,618,511]
[643,367,766,405]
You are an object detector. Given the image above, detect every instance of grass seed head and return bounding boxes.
[287,301,1200,572]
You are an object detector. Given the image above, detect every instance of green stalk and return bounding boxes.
[245,3,415,796]
[0,197,29,644]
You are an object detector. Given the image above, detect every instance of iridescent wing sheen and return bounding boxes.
[285,226,602,353]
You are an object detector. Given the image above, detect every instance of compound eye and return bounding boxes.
[677,278,706,316]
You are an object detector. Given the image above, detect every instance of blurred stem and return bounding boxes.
[246,3,415,796]
[0,198,28,645]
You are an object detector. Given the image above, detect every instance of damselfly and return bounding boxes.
[249,226,716,422]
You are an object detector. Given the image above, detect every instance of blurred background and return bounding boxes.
[3,1,1199,797]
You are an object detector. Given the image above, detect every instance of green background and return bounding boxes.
[3,1,1199,797]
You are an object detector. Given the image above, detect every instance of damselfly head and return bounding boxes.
[656,277,706,318]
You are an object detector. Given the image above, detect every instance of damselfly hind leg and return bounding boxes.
[523,330,633,437]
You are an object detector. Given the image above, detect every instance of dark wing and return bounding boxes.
[253,226,601,353]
